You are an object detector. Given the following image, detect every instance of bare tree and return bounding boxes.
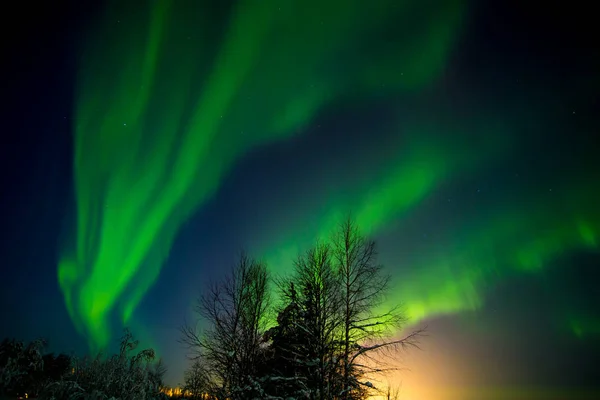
[386,383,401,400]
[180,253,271,400]
[183,359,210,399]
[331,218,423,400]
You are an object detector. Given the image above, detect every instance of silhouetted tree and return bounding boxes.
[331,218,423,400]
[181,253,271,400]
[287,242,342,400]
[383,382,400,400]
[183,359,210,399]
[264,219,423,400]
[264,282,309,399]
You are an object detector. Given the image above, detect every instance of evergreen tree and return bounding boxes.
[265,282,309,399]
[290,243,342,400]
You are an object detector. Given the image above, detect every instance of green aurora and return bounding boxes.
[58,0,467,349]
[257,117,600,330]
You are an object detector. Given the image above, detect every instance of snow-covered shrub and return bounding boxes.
[0,338,46,396]
[39,329,166,400]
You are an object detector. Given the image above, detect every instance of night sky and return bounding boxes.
[1,1,599,399]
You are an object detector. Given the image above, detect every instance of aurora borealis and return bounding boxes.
[59,0,466,350]
[2,0,599,398]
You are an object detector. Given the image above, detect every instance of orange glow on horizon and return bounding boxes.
[371,325,600,400]
[161,386,209,398]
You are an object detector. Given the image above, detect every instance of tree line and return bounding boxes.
[0,218,421,400]
[180,218,422,400]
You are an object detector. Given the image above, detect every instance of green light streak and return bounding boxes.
[59,0,467,349]
[569,317,600,339]
[397,202,599,323]
[261,124,599,336]
[261,117,512,282]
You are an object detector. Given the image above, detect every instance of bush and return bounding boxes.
[0,338,45,396]
[39,329,166,400]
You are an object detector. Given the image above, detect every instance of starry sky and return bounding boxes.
[1,1,599,399]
